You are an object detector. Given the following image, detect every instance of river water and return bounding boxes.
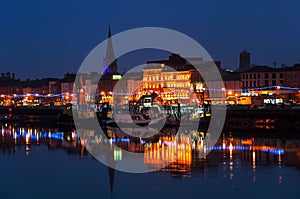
[1,124,300,199]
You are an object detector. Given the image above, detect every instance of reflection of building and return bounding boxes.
[144,136,192,169]
[0,125,87,157]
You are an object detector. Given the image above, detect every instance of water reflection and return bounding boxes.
[0,124,87,157]
[1,124,300,178]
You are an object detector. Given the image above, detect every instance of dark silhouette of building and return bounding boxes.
[239,50,251,72]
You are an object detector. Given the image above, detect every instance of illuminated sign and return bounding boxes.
[263,98,283,104]
[143,97,152,107]
[114,149,122,161]
[112,75,122,80]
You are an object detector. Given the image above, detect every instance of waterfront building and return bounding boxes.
[142,62,192,105]
[0,72,23,95]
[241,65,284,89]
[1,48,299,107]
[240,63,300,105]
[283,64,300,88]
[85,72,100,103]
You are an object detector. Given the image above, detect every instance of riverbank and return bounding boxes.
[1,106,299,134]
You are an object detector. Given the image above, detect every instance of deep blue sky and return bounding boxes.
[0,0,299,80]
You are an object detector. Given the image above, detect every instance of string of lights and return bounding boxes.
[0,85,299,99]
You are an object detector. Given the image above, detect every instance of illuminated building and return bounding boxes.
[141,54,231,105]
[142,63,192,105]
[240,64,300,105]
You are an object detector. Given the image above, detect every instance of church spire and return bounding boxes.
[108,25,112,38]
[103,25,118,76]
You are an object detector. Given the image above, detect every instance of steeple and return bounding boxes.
[108,25,112,38]
[103,25,118,76]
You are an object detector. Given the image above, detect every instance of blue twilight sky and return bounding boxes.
[0,0,299,80]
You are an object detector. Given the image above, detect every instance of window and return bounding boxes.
[258,74,260,79]
[246,74,248,79]
[246,81,248,87]
[280,80,283,85]
[254,74,256,79]
[242,81,245,87]
[250,81,252,87]
[250,74,252,79]
[280,73,283,79]
[254,81,256,87]
[272,80,276,86]
[265,73,269,79]
[265,80,269,86]
[272,73,276,79]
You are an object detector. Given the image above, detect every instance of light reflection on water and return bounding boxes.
[1,124,300,199]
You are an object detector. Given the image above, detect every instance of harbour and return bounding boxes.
[1,105,299,134]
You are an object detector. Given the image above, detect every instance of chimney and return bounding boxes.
[6,72,10,79]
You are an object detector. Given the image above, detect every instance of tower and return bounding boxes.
[103,26,118,76]
[239,50,251,72]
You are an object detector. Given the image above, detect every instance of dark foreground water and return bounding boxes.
[1,124,300,199]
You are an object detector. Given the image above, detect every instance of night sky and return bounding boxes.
[0,0,299,79]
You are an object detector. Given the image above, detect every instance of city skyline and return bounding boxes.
[1,0,300,79]
[1,50,299,81]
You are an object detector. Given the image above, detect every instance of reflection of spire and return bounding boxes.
[108,166,115,196]
[103,126,116,197]
[103,25,118,75]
